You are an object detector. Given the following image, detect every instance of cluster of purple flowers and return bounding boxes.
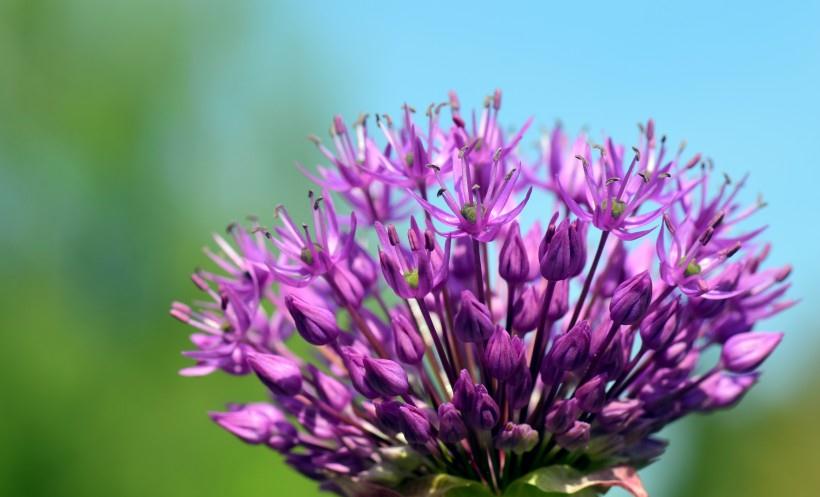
[171,91,793,495]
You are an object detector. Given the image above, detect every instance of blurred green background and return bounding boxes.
[1,1,817,496]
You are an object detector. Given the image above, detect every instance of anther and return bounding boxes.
[387,225,401,246]
[726,242,742,258]
[407,230,419,251]
[424,230,435,251]
[699,227,714,245]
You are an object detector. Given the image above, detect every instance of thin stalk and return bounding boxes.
[504,283,517,333]
[417,298,457,385]
[472,238,486,303]
[528,280,557,386]
[567,230,610,330]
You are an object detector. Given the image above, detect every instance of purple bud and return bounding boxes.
[708,311,753,344]
[598,242,628,298]
[327,265,365,308]
[364,357,410,397]
[468,385,500,431]
[546,279,570,320]
[375,400,404,434]
[454,290,494,343]
[721,332,783,373]
[499,222,530,283]
[548,320,591,372]
[484,326,517,380]
[495,422,539,454]
[697,372,760,410]
[507,371,533,410]
[451,238,476,279]
[639,297,679,350]
[210,403,296,450]
[309,365,351,411]
[399,405,434,445]
[598,399,641,432]
[512,284,542,333]
[391,311,425,364]
[575,374,607,412]
[609,271,653,325]
[347,242,378,290]
[285,295,340,345]
[555,421,591,451]
[340,347,377,398]
[539,219,586,281]
[545,398,580,434]
[437,402,468,443]
[247,353,302,396]
[452,369,476,412]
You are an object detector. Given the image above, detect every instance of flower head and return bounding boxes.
[171,92,792,496]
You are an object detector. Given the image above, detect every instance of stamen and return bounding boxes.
[387,225,401,246]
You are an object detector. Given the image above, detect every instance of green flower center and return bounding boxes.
[403,269,419,289]
[461,202,478,223]
[684,260,702,276]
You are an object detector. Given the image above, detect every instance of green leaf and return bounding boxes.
[402,474,496,497]
[503,465,647,497]
[335,473,496,497]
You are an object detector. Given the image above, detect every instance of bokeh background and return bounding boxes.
[2,1,818,496]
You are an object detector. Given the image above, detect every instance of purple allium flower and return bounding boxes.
[171,91,793,496]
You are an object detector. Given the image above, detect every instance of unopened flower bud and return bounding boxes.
[468,385,500,430]
[452,369,476,412]
[549,320,591,372]
[375,400,404,434]
[454,290,494,343]
[598,399,641,432]
[484,326,517,380]
[364,357,410,397]
[399,405,434,445]
[539,219,587,280]
[308,364,351,411]
[575,374,607,412]
[721,332,783,373]
[248,352,302,396]
[512,284,542,333]
[640,297,679,350]
[499,222,530,283]
[391,311,425,364]
[285,295,340,345]
[495,423,539,454]
[341,347,377,398]
[438,402,468,443]
[555,421,590,451]
[546,279,570,320]
[545,399,580,434]
[609,271,653,325]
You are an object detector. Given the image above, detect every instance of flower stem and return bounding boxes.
[567,230,610,330]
